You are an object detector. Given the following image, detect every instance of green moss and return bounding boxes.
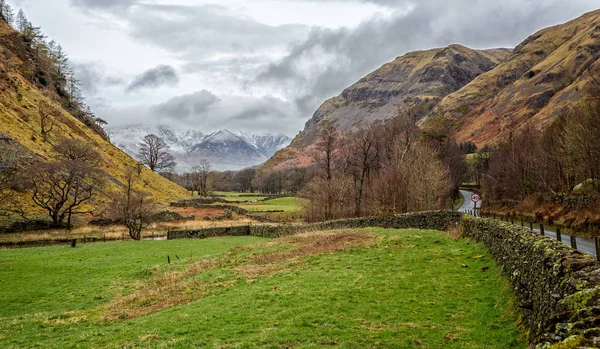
[560,287,600,312]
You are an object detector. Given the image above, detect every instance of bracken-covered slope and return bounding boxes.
[432,9,600,145]
[0,22,188,208]
[266,44,511,169]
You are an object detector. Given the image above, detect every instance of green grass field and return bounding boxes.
[212,192,268,202]
[0,228,524,348]
[237,197,306,212]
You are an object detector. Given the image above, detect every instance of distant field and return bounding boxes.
[213,191,268,202]
[0,228,523,348]
[237,197,306,212]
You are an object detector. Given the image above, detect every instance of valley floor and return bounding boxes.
[0,228,524,348]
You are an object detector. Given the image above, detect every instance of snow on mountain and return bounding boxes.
[237,131,292,157]
[107,126,291,172]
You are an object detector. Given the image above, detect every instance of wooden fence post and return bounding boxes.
[556,227,562,243]
[540,223,545,236]
[570,235,578,250]
[595,237,600,262]
[521,216,524,227]
[530,221,533,231]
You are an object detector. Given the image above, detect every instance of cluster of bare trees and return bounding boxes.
[479,85,600,202]
[176,160,212,197]
[0,134,159,239]
[108,167,156,240]
[302,108,465,222]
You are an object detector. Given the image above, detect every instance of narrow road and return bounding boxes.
[459,190,597,259]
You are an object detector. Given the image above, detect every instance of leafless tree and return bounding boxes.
[343,128,379,217]
[234,168,256,193]
[109,168,157,240]
[190,159,212,197]
[39,101,55,142]
[26,154,103,227]
[137,134,176,173]
[0,137,26,214]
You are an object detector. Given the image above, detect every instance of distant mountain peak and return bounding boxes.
[108,126,291,171]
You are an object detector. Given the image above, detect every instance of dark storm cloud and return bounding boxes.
[126,65,180,93]
[258,0,600,115]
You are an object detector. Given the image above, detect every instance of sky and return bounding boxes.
[9,0,600,136]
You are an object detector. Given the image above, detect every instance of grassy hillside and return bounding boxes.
[0,22,188,212]
[431,9,600,145]
[0,228,523,348]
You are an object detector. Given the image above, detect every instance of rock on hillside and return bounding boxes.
[429,9,600,145]
[267,44,511,169]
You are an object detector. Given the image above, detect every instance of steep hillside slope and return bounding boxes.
[432,9,600,145]
[267,44,510,169]
[0,23,188,208]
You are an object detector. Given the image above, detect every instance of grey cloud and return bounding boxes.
[153,90,220,121]
[146,91,302,135]
[71,62,125,96]
[70,0,137,9]
[124,4,309,58]
[126,65,180,93]
[258,0,600,115]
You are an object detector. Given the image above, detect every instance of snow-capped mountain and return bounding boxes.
[107,125,291,171]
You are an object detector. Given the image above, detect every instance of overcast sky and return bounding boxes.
[10,0,600,136]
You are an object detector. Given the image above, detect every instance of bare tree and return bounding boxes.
[0,136,26,214]
[234,168,256,193]
[137,134,176,173]
[109,168,157,240]
[38,101,55,142]
[190,159,212,197]
[27,157,103,227]
[343,128,379,217]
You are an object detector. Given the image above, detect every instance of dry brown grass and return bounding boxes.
[104,231,377,320]
[0,216,258,243]
[445,226,463,240]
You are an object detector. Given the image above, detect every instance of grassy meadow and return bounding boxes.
[0,228,523,348]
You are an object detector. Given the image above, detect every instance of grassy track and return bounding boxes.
[0,229,524,348]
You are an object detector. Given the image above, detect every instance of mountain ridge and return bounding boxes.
[266,9,600,170]
[108,126,291,172]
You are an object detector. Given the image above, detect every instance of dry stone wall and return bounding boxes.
[462,216,600,348]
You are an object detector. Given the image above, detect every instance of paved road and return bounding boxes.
[459,190,597,259]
